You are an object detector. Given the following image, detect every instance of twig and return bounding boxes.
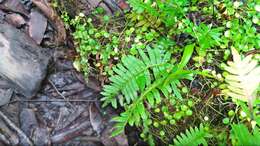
[78,136,100,142]
[7,99,97,104]
[0,133,10,145]
[245,49,260,56]
[48,79,74,108]
[0,111,33,146]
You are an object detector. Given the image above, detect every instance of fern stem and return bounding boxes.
[124,77,165,126]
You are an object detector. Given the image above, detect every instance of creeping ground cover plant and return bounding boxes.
[60,0,260,145]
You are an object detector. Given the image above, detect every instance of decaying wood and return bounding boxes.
[89,103,104,135]
[29,8,47,44]
[0,119,19,145]
[0,0,29,17]
[5,13,26,28]
[0,132,11,145]
[20,108,38,137]
[0,88,13,106]
[55,106,87,131]
[0,111,33,146]
[31,0,66,45]
[0,23,50,97]
[50,118,92,144]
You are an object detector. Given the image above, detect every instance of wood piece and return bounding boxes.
[0,111,33,146]
[0,119,19,145]
[29,9,47,44]
[0,88,13,106]
[51,118,92,144]
[32,127,50,146]
[5,13,26,28]
[0,23,50,97]
[0,0,29,17]
[55,106,86,131]
[20,108,38,136]
[89,103,104,135]
[0,133,11,145]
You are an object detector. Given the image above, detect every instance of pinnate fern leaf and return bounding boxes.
[101,45,195,136]
[173,124,211,146]
[101,48,172,108]
[231,124,260,146]
[222,48,260,103]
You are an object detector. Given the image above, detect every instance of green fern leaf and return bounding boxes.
[173,124,211,146]
[231,124,260,146]
[222,48,260,103]
[102,46,196,137]
[101,48,171,108]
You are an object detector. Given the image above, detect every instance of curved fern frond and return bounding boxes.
[222,48,260,103]
[173,124,211,146]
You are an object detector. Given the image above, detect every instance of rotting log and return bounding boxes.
[0,23,50,98]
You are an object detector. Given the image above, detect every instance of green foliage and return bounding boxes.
[128,0,189,27]
[62,7,173,79]
[231,124,260,146]
[222,19,260,52]
[102,45,195,136]
[217,0,260,52]
[184,21,223,56]
[173,124,211,146]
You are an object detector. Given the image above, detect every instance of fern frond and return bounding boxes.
[231,124,260,146]
[173,124,210,146]
[101,45,196,136]
[222,48,260,103]
[101,48,172,108]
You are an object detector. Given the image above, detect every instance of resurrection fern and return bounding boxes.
[173,124,211,146]
[222,48,260,105]
[231,124,260,146]
[101,44,195,136]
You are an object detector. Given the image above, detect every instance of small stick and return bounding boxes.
[77,136,100,142]
[0,111,33,146]
[0,133,11,145]
[11,99,96,103]
[51,119,95,143]
[48,79,74,108]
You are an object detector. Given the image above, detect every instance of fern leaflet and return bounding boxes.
[231,124,260,146]
[173,124,211,146]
